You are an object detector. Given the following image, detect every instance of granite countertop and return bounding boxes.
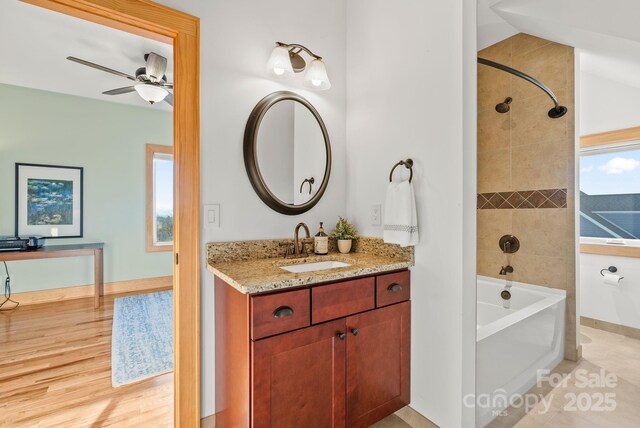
[206,237,414,295]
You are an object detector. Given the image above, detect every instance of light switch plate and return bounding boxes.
[371,204,382,226]
[204,204,221,228]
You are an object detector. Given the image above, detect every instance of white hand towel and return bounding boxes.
[383,180,419,247]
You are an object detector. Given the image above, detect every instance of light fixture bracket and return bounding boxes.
[289,52,306,73]
[276,41,322,73]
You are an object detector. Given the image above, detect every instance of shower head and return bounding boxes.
[495,97,512,114]
[479,58,569,120]
[548,106,568,118]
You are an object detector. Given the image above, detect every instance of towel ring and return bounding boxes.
[299,177,315,194]
[389,159,413,183]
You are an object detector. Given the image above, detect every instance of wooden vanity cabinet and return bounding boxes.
[252,318,346,428]
[215,270,411,428]
[346,301,410,427]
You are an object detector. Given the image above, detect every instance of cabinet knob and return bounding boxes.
[351,328,359,336]
[337,332,346,341]
[272,306,294,318]
[387,283,403,293]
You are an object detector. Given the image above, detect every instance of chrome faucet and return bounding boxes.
[499,265,514,276]
[293,222,311,257]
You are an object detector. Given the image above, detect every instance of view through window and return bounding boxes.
[580,144,640,241]
[154,153,174,245]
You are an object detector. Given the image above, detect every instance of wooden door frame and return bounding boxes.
[20,0,201,425]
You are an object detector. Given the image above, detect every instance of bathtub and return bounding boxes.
[476,276,566,427]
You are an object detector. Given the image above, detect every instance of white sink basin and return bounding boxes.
[280,260,352,273]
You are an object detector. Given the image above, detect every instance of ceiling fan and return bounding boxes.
[67,52,173,106]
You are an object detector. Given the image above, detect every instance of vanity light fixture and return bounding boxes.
[266,42,331,90]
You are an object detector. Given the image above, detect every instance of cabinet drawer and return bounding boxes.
[251,289,310,340]
[376,271,410,307]
[312,277,375,324]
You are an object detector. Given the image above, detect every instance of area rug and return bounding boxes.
[111,290,173,387]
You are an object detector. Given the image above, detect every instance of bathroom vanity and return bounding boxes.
[209,237,413,428]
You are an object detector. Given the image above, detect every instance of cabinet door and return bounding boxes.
[346,301,410,428]
[252,318,346,428]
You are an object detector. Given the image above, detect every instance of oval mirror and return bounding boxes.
[244,91,331,215]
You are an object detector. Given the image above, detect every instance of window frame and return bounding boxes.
[579,126,640,258]
[146,143,174,252]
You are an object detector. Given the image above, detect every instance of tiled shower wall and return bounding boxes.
[477,34,578,360]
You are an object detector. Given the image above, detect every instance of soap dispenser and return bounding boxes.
[314,222,329,255]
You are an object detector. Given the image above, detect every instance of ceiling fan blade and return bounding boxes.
[67,56,137,81]
[164,92,173,106]
[145,52,167,82]
[163,83,173,89]
[102,86,136,95]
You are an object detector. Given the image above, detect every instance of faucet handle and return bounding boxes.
[279,242,295,259]
[500,265,514,275]
[299,240,312,257]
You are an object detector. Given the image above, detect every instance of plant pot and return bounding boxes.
[337,239,352,254]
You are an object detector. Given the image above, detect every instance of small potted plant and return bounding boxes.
[332,216,358,254]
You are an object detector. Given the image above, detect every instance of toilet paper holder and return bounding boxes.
[600,266,624,280]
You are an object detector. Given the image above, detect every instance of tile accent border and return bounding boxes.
[478,188,568,209]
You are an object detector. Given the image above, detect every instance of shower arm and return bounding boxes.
[477,57,562,112]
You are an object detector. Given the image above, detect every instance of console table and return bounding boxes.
[0,243,104,308]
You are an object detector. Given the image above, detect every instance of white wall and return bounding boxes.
[462,1,478,426]
[346,1,476,427]
[154,0,347,418]
[581,254,640,329]
[579,70,640,330]
[580,72,640,135]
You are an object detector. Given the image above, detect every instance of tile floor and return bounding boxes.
[372,414,413,428]
[375,325,640,427]
[488,325,640,427]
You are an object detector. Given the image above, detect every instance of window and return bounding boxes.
[580,129,640,256]
[146,144,174,252]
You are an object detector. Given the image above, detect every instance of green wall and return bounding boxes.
[0,83,173,292]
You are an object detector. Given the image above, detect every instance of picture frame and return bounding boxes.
[15,163,84,238]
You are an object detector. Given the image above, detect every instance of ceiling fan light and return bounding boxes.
[304,59,331,90]
[134,84,168,103]
[266,46,294,78]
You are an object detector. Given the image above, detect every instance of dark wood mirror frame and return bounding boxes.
[244,91,331,215]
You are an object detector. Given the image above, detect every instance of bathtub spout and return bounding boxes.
[499,265,514,276]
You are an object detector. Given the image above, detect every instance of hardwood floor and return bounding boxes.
[0,289,173,427]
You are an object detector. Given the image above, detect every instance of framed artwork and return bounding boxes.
[15,163,83,238]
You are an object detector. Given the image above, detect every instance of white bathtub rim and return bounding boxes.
[477,275,567,298]
[477,276,566,342]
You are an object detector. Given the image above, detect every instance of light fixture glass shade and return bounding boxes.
[304,59,331,90]
[266,46,294,78]
[134,84,168,103]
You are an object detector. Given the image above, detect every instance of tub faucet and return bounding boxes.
[499,265,514,276]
